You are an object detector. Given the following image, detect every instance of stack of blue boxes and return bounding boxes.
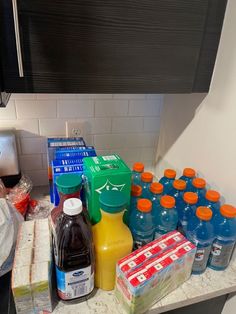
[47,137,96,205]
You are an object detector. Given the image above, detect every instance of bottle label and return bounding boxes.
[56,266,94,300]
[209,240,235,269]
[192,245,211,273]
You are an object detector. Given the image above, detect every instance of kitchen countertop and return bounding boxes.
[32,186,236,314]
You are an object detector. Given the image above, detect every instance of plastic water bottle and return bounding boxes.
[201,190,221,215]
[140,172,154,198]
[148,182,163,223]
[128,185,142,224]
[129,199,154,249]
[191,178,207,204]
[178,192,198,235]
[179,168,196,191]
[186,206,214,274]
[208,204,236,271]
[132,162,144,185]
[169,179,186,211]
[159,169,176,194]
[155,195,178,239]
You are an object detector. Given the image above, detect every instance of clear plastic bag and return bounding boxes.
[7,175,33,216]
[0,199,23,277]
[26,199,51,221]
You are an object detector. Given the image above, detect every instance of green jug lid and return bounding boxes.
[56,174,82,194]
[99,190,128,213]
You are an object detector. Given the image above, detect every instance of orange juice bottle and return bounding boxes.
[92,190,133,290]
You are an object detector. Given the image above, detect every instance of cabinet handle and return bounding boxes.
[12,0,24,77]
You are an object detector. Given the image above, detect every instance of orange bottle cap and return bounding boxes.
[133,162,144,173]
[131,185,142,197]
[183,168,196,178]
[196,206,212,221]
[183,192,198,205]
[164,169,176,179]
[173,179,186,191]
[220,204,236,218]
[192,178,206,189]
[160,195,175,208]
[137,199,152,212]
[205,190,220,202]
[141,172,153,183]
[150,182,163,194]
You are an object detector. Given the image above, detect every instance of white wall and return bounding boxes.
[156,1,236,312]
[156,0,236,205]
[0,94,162,185]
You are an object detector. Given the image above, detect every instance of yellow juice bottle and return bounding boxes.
[92,190,133,291]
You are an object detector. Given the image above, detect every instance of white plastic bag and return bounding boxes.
[0,198,23,276]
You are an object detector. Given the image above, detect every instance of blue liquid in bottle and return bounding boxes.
[140,172,154,199]
[169,179,186,212]
[179,168,196,191]
[159,169,176,194]
[191,178,207,205]
[186,206,214,274]
[129,199,154,249]
[132,162,144,185]
[208,204,236,271]
[200,190,221,216]
[155,195,178,239]
[178,192,198,235]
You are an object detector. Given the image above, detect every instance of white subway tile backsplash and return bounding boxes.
[113,94,146,99]
[16,100,57,118]
[20,137,47,154]
[0,119,39,137]
[143,117,161,132]
[57,100,94,118]
[129,100,161,116]
[11,94,37,100]
[77,94,113,99]
[94,134,125,149]
[0,100,16,119]
[95,100,128,117]
[112,117,143,133]
[19,154,43,171]
[37,94,77,99]
[1,94,163,185]
[39,119,66,136]
[24,170,48,186]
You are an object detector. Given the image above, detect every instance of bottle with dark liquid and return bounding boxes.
[54,198,94,301]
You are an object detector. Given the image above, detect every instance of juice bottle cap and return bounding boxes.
[220,204,236,218]
[183,168,196,178]
[63,198,83,216]
[173,179,186,191]
[56,173,82,194]
[137,199,152,212]
[141,172,153,183]
[192,178,206,189]
[131,185,142,197]
[160,195,175,208]
[164,169,176,179]
[183,192,198,205]
[133,162,144,173]
[150,182,163,194]
[205,190,220,202]
[99,190,127,213]
[196,206,212,221]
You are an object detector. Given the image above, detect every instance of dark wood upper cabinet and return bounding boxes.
[0,0,227,94]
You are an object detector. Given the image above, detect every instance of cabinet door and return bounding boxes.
[0,0,226,93]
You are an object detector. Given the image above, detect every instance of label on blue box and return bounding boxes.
[52,159,84,167]
[53,165,84,206]
[48,137,85,147]
[55,150,96,160]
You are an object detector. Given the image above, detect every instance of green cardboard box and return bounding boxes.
[83,155,131,224]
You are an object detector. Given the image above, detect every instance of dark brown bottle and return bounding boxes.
[54,198,94,301]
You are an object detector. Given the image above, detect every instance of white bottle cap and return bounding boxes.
[63,198,83,216]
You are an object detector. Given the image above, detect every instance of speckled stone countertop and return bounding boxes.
[32,186,236,314]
